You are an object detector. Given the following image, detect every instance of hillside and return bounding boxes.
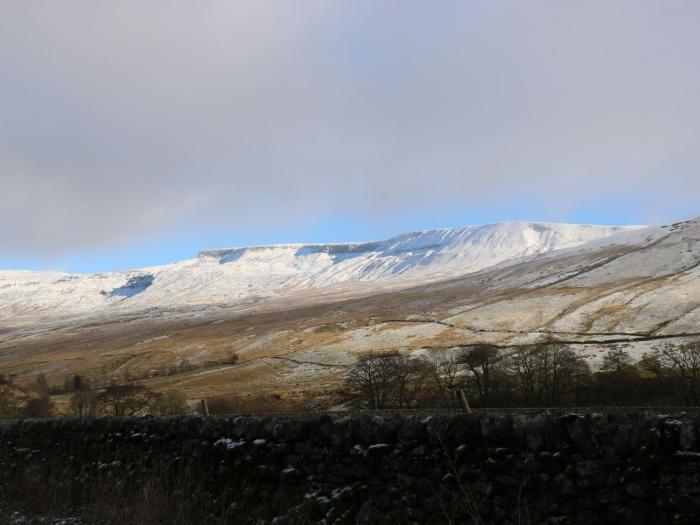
[2,217,700,407]
[0,222,629,328]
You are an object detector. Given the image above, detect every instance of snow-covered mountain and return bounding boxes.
[5,217,700,402]
[0,222,636,326]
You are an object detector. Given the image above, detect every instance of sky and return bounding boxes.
[2,1,700,273]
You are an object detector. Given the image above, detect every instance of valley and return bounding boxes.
[1,217,699,409]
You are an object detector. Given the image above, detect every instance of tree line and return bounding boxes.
[343,340,700,409]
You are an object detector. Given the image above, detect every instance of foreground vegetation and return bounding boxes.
[2,341,700,419]
[344,340,700,410]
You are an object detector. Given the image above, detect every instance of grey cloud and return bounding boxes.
[2,1,700,255]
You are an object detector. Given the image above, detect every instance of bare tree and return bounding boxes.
[422,349,464,405]
[345,351,399,409]
[346,351,434,409]
[392,355,432,408]
[600,347,632,372]
[151,390,190,416]
[505,343,590,406]
[505,346,540,405]
[649,342,700,406]
[461,344,504,407]
[96,383,157,416]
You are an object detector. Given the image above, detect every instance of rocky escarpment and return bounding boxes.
[2,412,700,523]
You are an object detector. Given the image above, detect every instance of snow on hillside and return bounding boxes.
[0,222,635,325]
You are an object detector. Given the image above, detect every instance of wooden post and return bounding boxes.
[200,399,210,416]
[456,389,472,415]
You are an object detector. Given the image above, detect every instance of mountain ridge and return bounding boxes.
[0,221,636,327]
[197,220,641,258]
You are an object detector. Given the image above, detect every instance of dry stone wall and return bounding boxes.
[2,412,700,523]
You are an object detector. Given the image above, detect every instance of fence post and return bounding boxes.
[456,389,472,414]
[200,399,210,416]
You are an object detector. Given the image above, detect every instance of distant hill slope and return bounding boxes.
[0,222,631,327]
[438,215,700,339]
